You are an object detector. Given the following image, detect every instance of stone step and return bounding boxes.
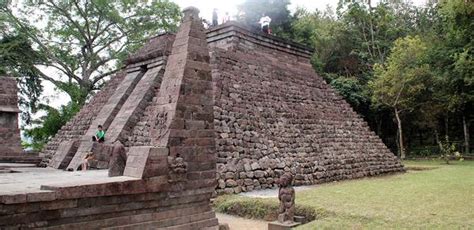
[49,140,79,169]
[66,70,145,171]
[0,156,42,165]
[105,64,164,145]
[104,211,217,230]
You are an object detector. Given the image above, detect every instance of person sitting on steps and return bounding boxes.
[92,125,105,143]
[82,152,94,171]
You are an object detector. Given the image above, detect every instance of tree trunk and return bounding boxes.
[435,129,449,164]
[376,116,382,136]
[419,129,423,146]
[394,108,405,159]
[444,115,449,142]
[463,114,470,154]
[435,130,443,151]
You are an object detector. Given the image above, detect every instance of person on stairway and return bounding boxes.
[92,125,105,143]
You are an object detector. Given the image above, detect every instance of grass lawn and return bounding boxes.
[296,160,474,229]
[214,160,474,229]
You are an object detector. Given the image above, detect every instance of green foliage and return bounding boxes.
[370,35,432,111]
[291,1,425,121]
[430,0,474,113]
[329,76,368,109]
[408,146,440,158]
[23,102,80,151]
[213,195,323,222]
[0,33,45,124]
[369,35,433,157]
[438,141,464,164]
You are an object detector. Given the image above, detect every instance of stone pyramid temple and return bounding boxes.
[39,9,405,194]
[0,7,404,229]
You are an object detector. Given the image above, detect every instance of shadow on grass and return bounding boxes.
[405,166,438,171]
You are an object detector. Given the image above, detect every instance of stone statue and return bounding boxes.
[168,154,187,182]
[108,141,127,177]
[278,173,295,223]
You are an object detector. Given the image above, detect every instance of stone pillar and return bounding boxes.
[126,6,216,182]
[0,77,22,156]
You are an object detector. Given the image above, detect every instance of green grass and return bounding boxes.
[296,160,474,229]
[214,160,474,229]
[213,195,323,221]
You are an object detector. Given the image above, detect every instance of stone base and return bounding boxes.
[0,156,42,165]
[268,221,301,230]
[218,223,230,230]
[294,215,307,224]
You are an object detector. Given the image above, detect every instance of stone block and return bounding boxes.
[268,221,301,230]
[124,146,168,178]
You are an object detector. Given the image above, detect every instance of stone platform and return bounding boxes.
[0,164,136,197]
[268,221,301,230]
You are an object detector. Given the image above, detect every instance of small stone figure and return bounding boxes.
[108,141,127,177]
[168,154,187,182]
[278,173,295,223]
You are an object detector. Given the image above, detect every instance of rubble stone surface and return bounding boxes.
[208,23,404,195]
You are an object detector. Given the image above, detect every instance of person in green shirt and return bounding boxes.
[92,125,105,143]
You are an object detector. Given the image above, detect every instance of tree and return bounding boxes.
[431,0,473,153]
[1,1,45,123]
[289,0,470,156]
[291,7,373,115]
[292,1,418,131]
[24,102,80,151]
[0,33,44,124]
[370,35,433,159]
[1,0,181,106]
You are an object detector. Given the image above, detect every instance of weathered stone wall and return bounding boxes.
[0,187,216,229]
[0,77,22,156]
[208,23,404,194]
[125,34,175,147]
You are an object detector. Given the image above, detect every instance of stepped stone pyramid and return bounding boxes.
[1,7,219,229]
[40,11,404,195]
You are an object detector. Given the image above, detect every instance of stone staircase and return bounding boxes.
[53,60,167,171]
[40,72,127,167]
[65,70,145,170]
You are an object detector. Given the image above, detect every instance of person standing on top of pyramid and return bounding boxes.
[258,13,271,34]
[212,8,218,27]
[92,124,105,143]
[222,12,231,24]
